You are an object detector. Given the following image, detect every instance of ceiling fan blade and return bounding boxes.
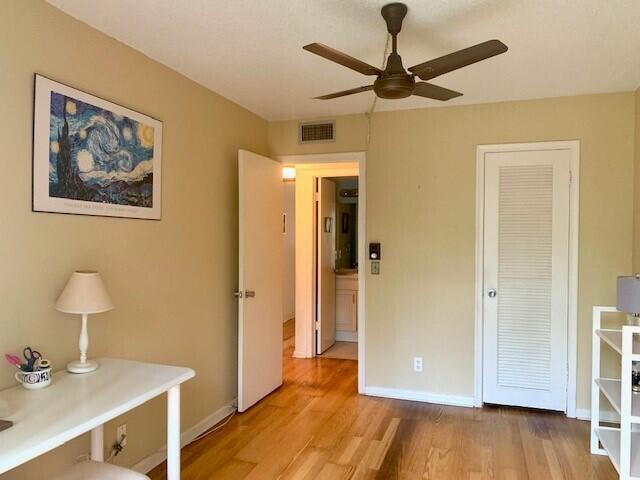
[409,40,508,81]
[314,85,374,100]
[413,82,463,101]
[303,43,383,76]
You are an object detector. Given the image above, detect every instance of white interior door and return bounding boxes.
[317,178,336,354]
[482,148,570,411]
[238,149,283,412]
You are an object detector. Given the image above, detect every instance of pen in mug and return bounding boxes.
[4,354,25,370]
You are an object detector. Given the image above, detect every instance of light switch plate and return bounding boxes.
[371,261,380,275]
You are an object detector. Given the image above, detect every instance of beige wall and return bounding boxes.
[268,93,636,411]
[0,1,267,478]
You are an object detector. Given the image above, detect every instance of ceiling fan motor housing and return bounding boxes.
[374,74,415,99]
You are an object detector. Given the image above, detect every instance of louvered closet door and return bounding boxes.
[482,149,570,411]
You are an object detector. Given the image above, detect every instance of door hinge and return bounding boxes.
[315,321,319,330]
[569,170,573,185]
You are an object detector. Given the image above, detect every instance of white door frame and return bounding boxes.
[474,140,580,417]
[277,152,366,394]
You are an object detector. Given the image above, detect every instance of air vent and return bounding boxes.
[299,120,335,144]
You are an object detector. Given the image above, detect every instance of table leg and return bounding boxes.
[167,385,181,480]
[90,424,104,461]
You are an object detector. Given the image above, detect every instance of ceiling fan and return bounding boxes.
[303,2,508,101]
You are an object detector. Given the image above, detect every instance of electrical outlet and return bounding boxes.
[413,357,423,373]
[117,424,127,447]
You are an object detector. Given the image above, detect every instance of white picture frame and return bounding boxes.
[33,74,163,220]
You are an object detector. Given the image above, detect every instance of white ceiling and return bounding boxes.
[47,0,640,121]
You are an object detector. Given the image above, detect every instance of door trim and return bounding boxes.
[474,141,580,416]
[277,152,366,395]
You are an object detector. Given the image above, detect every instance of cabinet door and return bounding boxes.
[336,289,357,331]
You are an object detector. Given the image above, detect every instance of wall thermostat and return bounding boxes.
[369,243,381,260]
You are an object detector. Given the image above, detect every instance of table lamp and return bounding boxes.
[617,274,640,325]
[56,271,114,373]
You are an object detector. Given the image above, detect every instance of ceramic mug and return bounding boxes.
[15,368,52,390]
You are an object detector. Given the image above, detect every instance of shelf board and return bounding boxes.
[596,378,640,422]
[596,329,640,357]
[596,427,640,478]
[597,329,624,355]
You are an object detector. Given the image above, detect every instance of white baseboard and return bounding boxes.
[574,408,619,422]
[292,350,308,359]
[336,331,358,342]
[574,408,590,421]
[365,387,603,415]
[364,386,475,408]
[132,400,237,474]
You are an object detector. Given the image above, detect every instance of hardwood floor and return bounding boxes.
[149,321,617,479]
[283,317,295,344]
[320,341,358,361]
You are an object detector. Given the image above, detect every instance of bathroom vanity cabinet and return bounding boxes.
[336,274,358,332]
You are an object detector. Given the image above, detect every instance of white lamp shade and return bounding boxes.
[56,271,114,314]
[617,275,640,314]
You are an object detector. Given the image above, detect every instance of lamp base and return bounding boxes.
[67,359,99,374]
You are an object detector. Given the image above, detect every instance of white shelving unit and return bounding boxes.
[592,306,640,479]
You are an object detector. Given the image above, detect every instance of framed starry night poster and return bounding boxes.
[33,74,163,219]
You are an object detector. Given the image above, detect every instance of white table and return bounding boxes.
[0,358,195,479]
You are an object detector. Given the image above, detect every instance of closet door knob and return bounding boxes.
[487,289,497,298]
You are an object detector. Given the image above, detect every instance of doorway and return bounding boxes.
[475,141,579,415]
[278,153,366,392]
[238,151,364,413]
[317,176,359,361]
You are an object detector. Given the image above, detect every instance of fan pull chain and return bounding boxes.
[366,33,392,148]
